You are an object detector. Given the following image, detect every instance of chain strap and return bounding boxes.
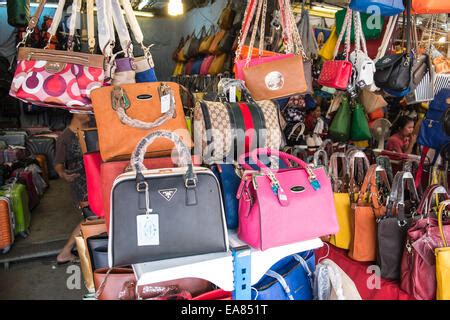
[333,8,352,60]
[259,0,268,55]
[235,0,258,65]
[246,0,264,66]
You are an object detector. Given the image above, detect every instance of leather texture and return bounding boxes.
[208,53,227,75]
[237,149,338,250]
[93,268,137,300]
[329,96,351,142]
[91,82,192,162]
[435,200,450,300]
[83,152,104,218]
[350,103,372,141]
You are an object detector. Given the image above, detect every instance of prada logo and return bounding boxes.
[44,62,66,73]
[158,188,177,201]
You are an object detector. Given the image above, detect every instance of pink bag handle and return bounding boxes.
[237,150,292,171]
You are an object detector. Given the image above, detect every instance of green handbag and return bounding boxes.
[335,9,383,42]
[350,103,372,141]
[7,0,30,28]
[329,96,351,142]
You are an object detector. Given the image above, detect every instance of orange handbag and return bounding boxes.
[368,108,385,121]
[91,82,192,162]
[412,0,450,14]
[208,30,227,55]
[349,165,389,262]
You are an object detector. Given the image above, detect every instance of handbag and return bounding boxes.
[198,26,216,54]
[173,37,185,62]
[400,184,450,300]
[194,82,283,163]
[208,53,227,75]
[329,96,351,142]
[435,200,450,300]
[350,103,372,141]
[200,56,215,75]
[208,30,227,55]
[412,0,450,13]
[218,0,236,30]
[91,82,192,162]
[319,26,338,61]
[360,89,387,114]
[377,171,420,280]
[314,258,362,300]
[9,0,104,112]
[94,268,137,300]
[83,152,104,218]
[327,153,352,250]
[191,58,204,75]
[239,0,309,100]
[349,0,404,16]
[318,9,353,90]
[109,131,228,267]
[7,0,29,27]
[87,233,109,271]
[237,148,339,250]
[349,165,390,262]
[187,27,205,59]
[252,251,315,300]
[374,3,413,95]
[335,8,383,41]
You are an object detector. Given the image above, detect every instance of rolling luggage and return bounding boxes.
[26,136,58,179]
[0,196,14,254]
[13,169,39,210]
[0,147,26,163]
[35,154,49,185]
[0,131,28,147]
[0,182,30,237]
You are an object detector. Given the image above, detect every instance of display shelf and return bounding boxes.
[133,231,323,293]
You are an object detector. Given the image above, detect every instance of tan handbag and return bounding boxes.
[360,89,388,114]
[208,53,227,75]
[91,82,192,162]
[208,30,227,55]
[75,236,95,292]
[198,26,215,54]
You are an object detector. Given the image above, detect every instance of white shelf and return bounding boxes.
[134,231,323,292]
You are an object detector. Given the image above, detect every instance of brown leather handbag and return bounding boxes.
[208,29,227,55]
[91,82,192,162]
[218,0,236,30]
[94,268,137,300]
[348,165,390,262]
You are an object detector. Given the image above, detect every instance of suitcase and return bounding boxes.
[0,196,14,254]
[1,147,26,163]
[0,182,31,237]
[0,131,28,147]
[13,169,40,210]
[35,154,49,185]
[26,137,58,179]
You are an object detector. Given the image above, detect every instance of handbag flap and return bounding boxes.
[375,53,405,69]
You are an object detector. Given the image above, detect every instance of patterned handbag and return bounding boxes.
[10,0,104,112]
[318,8,353,90]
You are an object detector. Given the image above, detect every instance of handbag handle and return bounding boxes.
[288,122,305,141]
[437,200,450,247]
[96,0,116,56]
[111,84,175,130]
[110,0,133,56]
[329,152,349,192]
[237,150,292,171]
[131,131,195,191]
[416,184,449,217]
[313,149,329,169]
[333,8,352,61]
[357,165,390,217]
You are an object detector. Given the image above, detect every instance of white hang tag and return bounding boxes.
[136,214,160,246]
[229,86,237,103]
[161,95,171,113]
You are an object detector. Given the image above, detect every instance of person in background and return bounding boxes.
[386,116,417,154]
[54,113,91,264]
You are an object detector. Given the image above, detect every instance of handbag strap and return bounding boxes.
[86,0,96,53]
[95,268,113,299]
[293,252,314,289]
[234,0,257,65]
[329,152,349,193]
[353,11,368,55]
[46,0,66,44]
[376,15,399,61]
[313,149,329,169]
[245,0,264,66]
[288,122,305,141]
[264,270,295,300]
[437,200,450,247]
[110,0,133,56]
[333,8,352,61]
[96,0,116,56]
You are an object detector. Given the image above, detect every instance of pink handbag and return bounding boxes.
[236,148,339,250]
[200,55,215,75]
[235,53,292,81]
[83,152,104,218]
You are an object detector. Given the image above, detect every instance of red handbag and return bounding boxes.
[83,152,104,218]
[400,185,450,300]
[200,55,215,76]
[318,8,353,90]
[101,155,201,232]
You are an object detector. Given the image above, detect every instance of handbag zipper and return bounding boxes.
[26,51,89,65]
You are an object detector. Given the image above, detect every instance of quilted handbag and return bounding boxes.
[90,82,192,162]
[83,152,104,218]
[252,251,315,300]
[109,131,228,267]
[10,0,104,112]
[237,148,338,250]
[318,8,353,90]
[349,0,404,16]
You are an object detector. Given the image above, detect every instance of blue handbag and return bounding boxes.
[191,58,204,75]
[349,0,404,16]
[211,155,290,229]
[135,55,158,83]
[418,88,450,152]
[251,251,316,300]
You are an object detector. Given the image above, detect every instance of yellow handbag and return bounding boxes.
[436,200,450,300]
[319,26,338,61]
[208,53,227,75]
[172,62,184,76]
[199,26,215,54]
[329,193,353,249]
[208,30,227,55]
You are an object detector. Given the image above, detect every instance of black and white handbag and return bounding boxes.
[109,131,229,267]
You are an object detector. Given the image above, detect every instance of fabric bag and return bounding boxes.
[400,184,450,300]
[318,8,353,90]
[349,0,404,16]
[109,131,228,267]
[9,0,104,112]
[237,148,339,250]
[377,171,419,280]
[350,103,372,141]
[435,200,450,300]
[252,251,315,300]
[91,82,192,162]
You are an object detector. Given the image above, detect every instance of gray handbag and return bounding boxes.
[376,171,420,280]
[109,131,229,267]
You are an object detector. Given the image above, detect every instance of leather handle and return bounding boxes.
[131,131,195,189]
[237,151,292,171]
[28,0,47,30]
[417,184,449,216]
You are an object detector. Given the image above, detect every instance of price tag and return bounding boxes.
[136,214,159,246]
[161,94,171,113]
[229,86,236,103]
